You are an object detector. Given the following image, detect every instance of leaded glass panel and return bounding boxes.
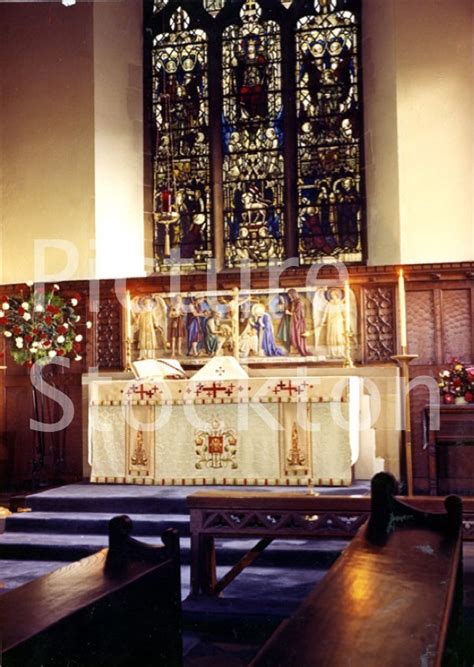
[296,5,363,264]
[152,8,212,270]
[153,0,169,13]
[204,0,225,16]
[222,0,285,268]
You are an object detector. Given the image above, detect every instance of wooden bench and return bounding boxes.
[0,516,183,667]
[187,487,472,597]
[250,473,463,667]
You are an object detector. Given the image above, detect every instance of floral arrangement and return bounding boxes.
[0,282,90,367]
[438,358,474,404]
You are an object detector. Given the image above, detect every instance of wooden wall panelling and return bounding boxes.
[440,287,472,364]
[406,288,437,366]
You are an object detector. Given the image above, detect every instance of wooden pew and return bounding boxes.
[250,473,463,667]
[0,516,183,667]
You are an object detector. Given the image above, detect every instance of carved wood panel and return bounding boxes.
[407,290,436,365]
[362,286,395,362]
[441,288,472,364]
[96,296,123,369]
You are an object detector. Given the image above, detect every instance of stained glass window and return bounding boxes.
[149,0,365,272]
[152,7,212,270]
[153,0,168,13]
[296,1,363,263]
[222,1,284,267]
[204,0,225,16]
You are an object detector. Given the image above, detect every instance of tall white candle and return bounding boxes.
[125,290,132,341]
[398,269,407,349]
[344,280,351,335]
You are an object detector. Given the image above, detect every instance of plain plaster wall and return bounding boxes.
[0,2,95,283]
[364,0,474,266]
[93,0,146,279]
[1,0,473,284]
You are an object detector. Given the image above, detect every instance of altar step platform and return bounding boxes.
[0,482,369,630]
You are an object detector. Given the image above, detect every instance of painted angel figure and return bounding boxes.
[313,287,357,359]
[132,295,167,360]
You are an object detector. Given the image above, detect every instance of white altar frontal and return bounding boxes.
[87,372,371,487]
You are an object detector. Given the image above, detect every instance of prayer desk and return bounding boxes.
[187,490,474,597]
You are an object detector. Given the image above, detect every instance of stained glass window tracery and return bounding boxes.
[152,7,212,269]
[149,0,364,272]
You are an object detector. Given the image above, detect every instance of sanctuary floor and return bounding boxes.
[1,482,473,665]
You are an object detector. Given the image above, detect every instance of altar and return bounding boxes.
[87,373,375,486]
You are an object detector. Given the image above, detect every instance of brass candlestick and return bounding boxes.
[391,347,419,496]
[343,330,355,368]
[125,336,133,372]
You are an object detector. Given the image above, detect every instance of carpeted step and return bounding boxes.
[0,530,348,568]
[4,511,191,537]
[22,482,370,514]
[0,559,67,594]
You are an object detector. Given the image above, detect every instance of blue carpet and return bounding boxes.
[0,481,364,642]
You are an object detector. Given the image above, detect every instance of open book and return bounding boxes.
[131,358,187,381]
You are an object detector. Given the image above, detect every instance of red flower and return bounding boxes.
[46,305,60,315]
[444,394,455,404]
[453,378,462,387]
[57,349,65,356]
[44,316,52,325]
[25,335,32,344]
[18,306,25,316]
[57,325,67,334]
[12,326,21,335]
[464,392,474,403]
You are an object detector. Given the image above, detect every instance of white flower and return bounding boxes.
[86,320,92,329]
[48,350,57,358]
[74,354,82,361]
[31,341,39,348]
[15,337,23,349]
[23,312,31,321]
[57,335,65,344]
[0,311,4,318]
[63,323,69,330]
[75,334,83,342]
[29,348,36,354]
[26,280,34,287]
[35,304,44,313]
[442,370,450,377]
[21,302,29,311]
[71,298,78,307]
[53,284,60,290]
[75,315,81,323]
[2,302,10,311]
[4,331,12,338]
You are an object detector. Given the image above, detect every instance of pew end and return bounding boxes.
[0,516,183,667]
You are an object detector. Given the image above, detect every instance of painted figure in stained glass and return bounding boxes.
[296,4,363,264]
[234,34,268,119]
[152,8,211,269]
[222,0,285,267]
